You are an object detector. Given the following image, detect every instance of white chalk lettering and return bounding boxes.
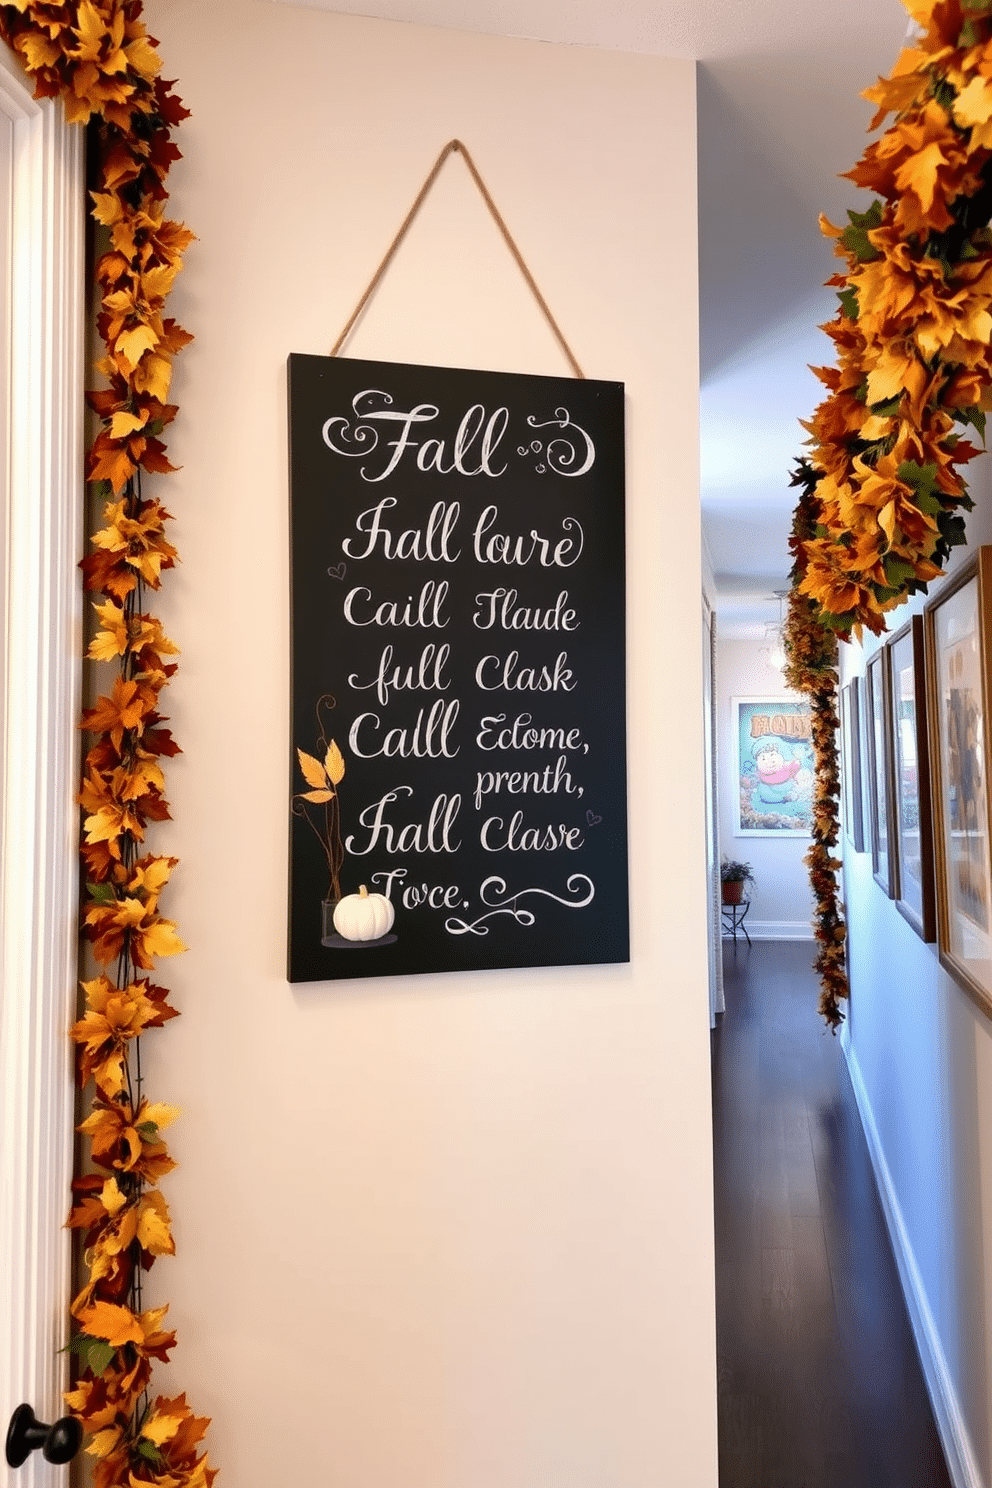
[476,713,585,752]
[348,699,459,759]
[344,579,449,629]
[345,787,461,855]
[473,754,580,810]
[473,587,578,632]
[349,642,450,708]
[479,812,585,852]
[473,506,583,567]
[342,498,460,563]
[475,650,576,693]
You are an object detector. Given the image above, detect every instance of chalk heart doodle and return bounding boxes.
[586,810,602,826]
[446,874,596,937]
[327,562,347,580]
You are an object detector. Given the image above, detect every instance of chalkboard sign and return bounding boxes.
[288,354,628,982]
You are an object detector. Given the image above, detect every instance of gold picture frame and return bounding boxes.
[866,646,897,898]
[840,677,865,854]
[888,616,936,943]
[925,549,992,1011]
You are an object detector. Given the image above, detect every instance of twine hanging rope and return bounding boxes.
[331,139,585,379]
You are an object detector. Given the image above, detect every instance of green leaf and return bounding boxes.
[937,511,970,547]
[932,78,957,110]
[138,1441,164,1465]
[88,480,113,499]
[841,201,884,263]
[896,460,941,504]
[136,1121,159,1140]
[837,286,859,320]
[85,880,116,904]
[869,396,901,417]
[913,490,943,517]
[64,1334,116,1374]
[883,556,916,588]
[954,405,987,441]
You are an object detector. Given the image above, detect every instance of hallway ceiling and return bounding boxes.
[273,0,911,635]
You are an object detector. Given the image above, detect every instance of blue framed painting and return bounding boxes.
[732,696,813,837]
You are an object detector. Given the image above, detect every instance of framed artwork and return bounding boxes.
[888,616,936,942]
[840,678,865,854]
[866,647,897,897]
[732,696,814,836]
[925,549,992,1011]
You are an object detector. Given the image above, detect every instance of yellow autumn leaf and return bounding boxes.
[137,1191,174,1256]
[17,33,60,70]
[140,919,187,960]
[76,1299,143,1346]
[879,500,897,545]
[325,739,346,785]
[85,804,142,844]
[125,32,163,81]
[953,75,992,129]
[90,190,122,227]
[108,410,147,439]
[141,1407,187,1448]
[132,352,173,401]
[63,94,96,128]
[88,628,126,662]
[297,748,326,790]
[141,1102,179,1131]
[894,140,946,214]
[106,1205,138,1254]
[75,0,116,62]
[301,788,334,803]
[131,856,176,896]
[101,1177,127,1217]
[116,324,159,371]
[141,263,180,302]
[865,349,918,405]
[859,414,891,442]
[86,1427,123,1460]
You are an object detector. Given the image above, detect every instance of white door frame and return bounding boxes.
[0,39,84,1486]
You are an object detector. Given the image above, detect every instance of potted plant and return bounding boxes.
[720,858,753,905]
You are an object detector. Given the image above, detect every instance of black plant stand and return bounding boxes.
[721,898,751,946]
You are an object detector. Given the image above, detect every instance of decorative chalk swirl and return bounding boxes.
[445,874,595,936]
[321,389,391,458]
[525,409,596,477]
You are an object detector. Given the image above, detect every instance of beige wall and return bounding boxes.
[143,3,716,1483]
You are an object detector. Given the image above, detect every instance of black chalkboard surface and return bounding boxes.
[288,354,628,982]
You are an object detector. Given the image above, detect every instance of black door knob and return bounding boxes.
[5,1403,82,1468]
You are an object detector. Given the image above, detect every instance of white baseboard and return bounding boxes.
[721,919,814,941]
[844,1040,986,1488]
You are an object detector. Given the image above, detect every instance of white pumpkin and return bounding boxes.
[332,884,395,941]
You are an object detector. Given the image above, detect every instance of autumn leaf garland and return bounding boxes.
[0,2,213,1484]
[788,0,992,1023]
[791,0,992,641]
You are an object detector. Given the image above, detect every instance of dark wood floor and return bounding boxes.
[712,939,952,1488]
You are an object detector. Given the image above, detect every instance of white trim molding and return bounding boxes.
[844,1038,986,1488]
[722,920,815,941]
[0,38,84,1487]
